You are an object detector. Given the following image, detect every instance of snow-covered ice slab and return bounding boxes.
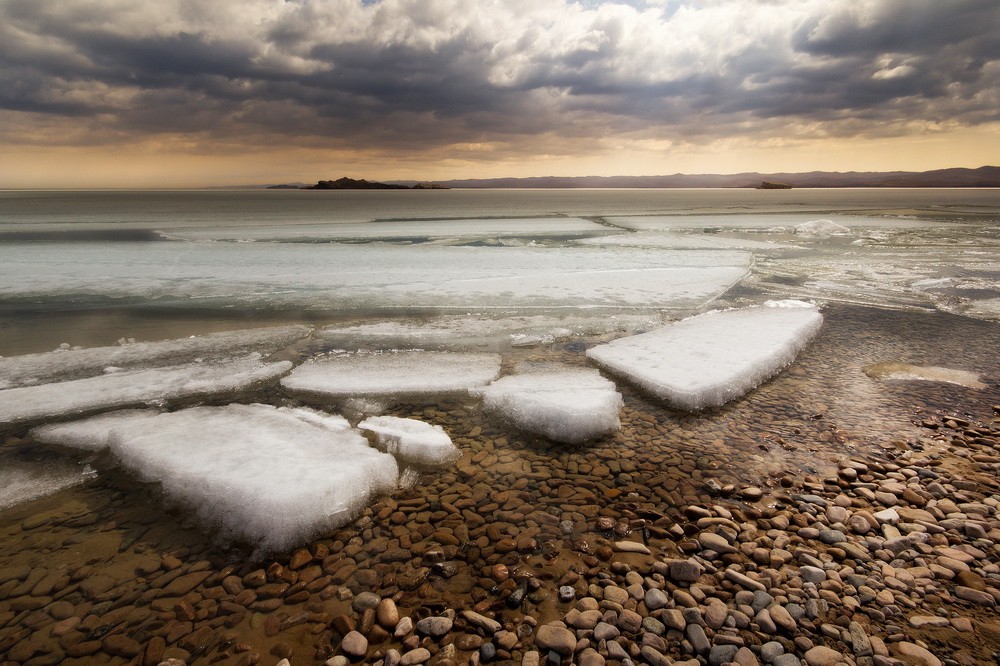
[0,244,749,311]
[106,404,398,553]
[477,367,623,443]
[31,410,162,451]
[359,416,460,469]
[0,356,292,425]
[0,325,309,389]
[319,314,664,350]
[587,302,823,411]
[282,351,501,399]
[166,217,609,242]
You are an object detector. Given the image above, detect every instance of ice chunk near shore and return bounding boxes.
[863,362,986,390]
[0,355,292,425]
[476,367,623,443]
[359,416,460,469]
[795,219,852,236]
[0,460,97,510]
[587,302,823,411]
[282,351,501,398]
[107,404,399,553]
[31,410,162,451]
[0,325,310,388]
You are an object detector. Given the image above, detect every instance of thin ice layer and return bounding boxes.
[0,325,310,388]
[578,232,792,251]
[587,303,823,411]
[282,351,501,398]
[31,410,162,450]
[0,356,292,425]
[0,457,96,510]
[477,367,623,443]
[358,416,460,469]
[107,404,398,553]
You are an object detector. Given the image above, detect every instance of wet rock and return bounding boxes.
[415,615,453,638]
[534,624,576,655]
[341,631,368,658]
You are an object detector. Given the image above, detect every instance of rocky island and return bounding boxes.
[757,181,792,189]
[303,177,448,190]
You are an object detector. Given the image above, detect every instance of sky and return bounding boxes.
[0,0,998,187]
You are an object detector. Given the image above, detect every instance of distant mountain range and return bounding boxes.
[390,165,999,189]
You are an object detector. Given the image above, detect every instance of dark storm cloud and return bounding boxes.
[1,0,998,153]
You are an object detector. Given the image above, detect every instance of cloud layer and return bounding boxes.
[1,0,998,168]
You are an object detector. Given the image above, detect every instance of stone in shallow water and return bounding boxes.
[587,301,822,410]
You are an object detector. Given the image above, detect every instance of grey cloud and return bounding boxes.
[0,0,998,155]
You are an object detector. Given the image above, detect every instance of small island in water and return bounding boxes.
[756,181,792,189]
[268,177,448,190]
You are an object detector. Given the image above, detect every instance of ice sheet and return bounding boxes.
[0,356,292,425]
[586,302,823,410]
[477,367,623,443]
[107,404,398,553]
[0,244,749,311]
[164,217,609,242]
[318,314,665,350]
[358,415,460,469]
[31,410,163,450]
[0,325,310,388]
[282,351,501,398]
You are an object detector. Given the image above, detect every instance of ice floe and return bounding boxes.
[586,302,823,410]
[604,214,948,232]
[863,362,986,389]
[0,355,292,425]
[477,366,623,443]
[105,404,398,553]
[0,325,309,389]
[358,416,460,469]
[281,351,501,399]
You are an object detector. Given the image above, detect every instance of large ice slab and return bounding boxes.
[282,351,501,398]
[106,404,398,553]
[0,244,749,311]
[0,325,310,389]
[477,367,623,443]
[358,416,460,469]
[0,356,292,425]
[587,302,823,410]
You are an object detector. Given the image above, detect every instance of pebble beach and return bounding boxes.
[2,303,1000,666]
